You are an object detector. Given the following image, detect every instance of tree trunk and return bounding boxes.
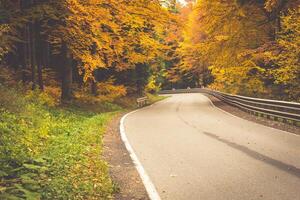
[20,0,27,83]
[27,0,37,90]
[26,24,34,88]
[43,41,50,68]
[61,43,73,102]
[90,43,98,96]
[30,22,37,90]
[91,80,98,96]
[20,27,27,83]
[37,59,44,90]
[35,21,44,90]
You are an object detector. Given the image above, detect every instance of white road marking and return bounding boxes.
[120,110,161,200]
[119,93,297,200]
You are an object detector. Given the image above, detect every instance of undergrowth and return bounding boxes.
[0,84,165,199]
[0,85,118,199]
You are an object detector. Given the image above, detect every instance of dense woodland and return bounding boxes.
[0,0,180,103]
[0,0,299,199]
[172,0,300,101]
[0,0,299,102]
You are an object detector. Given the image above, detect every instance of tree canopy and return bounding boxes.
[170,0,299,101]
[0,0,299,101]
[0,0,178,100]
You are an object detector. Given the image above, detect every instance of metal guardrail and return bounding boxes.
[159,88,300,126]
[137,96,149,107]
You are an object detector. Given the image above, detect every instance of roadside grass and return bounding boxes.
[0,85,165,199]
[41,110,117,199]
[113,93,167,110]
[146,93,169,104]
[0,85,118,199]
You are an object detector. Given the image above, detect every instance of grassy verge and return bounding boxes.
[113,93,168,110]
[146,93,169,104]
[0,85,118,199]
[0,85,165,199]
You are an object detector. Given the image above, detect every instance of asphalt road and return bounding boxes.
[123,93,300,200]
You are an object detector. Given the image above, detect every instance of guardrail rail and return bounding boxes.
[159,88,300,126]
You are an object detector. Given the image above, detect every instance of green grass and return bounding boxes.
[146,93,169,104]
[0,85,118,199]
[0,85,167,199]
[113,93,168,110]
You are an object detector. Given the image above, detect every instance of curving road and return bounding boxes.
[123,93,300,200]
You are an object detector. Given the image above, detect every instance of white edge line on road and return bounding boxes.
[120,109,161,200]
[202,94,299,137]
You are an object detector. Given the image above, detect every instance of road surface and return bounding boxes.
[123,93,300,200]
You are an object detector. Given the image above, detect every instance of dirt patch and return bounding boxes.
[204,94,300,135]
[103,113,149,200]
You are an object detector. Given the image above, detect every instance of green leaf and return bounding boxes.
[0,170,8,178]
[0,193,21,200]
[15,184,41,200]
[23,164,41,171]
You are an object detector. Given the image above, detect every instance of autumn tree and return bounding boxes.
[268,8,300,100]
[0,0,178,101]
[172,0,299,101]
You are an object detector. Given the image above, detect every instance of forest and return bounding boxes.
[173,0,300,101]
[0,0,299,199]
[0,0,299,102]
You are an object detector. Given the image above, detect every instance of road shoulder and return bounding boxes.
[204,94,300,135]
[103,113,149,200]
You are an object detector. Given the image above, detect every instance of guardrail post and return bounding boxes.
[137,96,149,108]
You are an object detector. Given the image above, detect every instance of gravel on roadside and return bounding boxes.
[103,113,150,200]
